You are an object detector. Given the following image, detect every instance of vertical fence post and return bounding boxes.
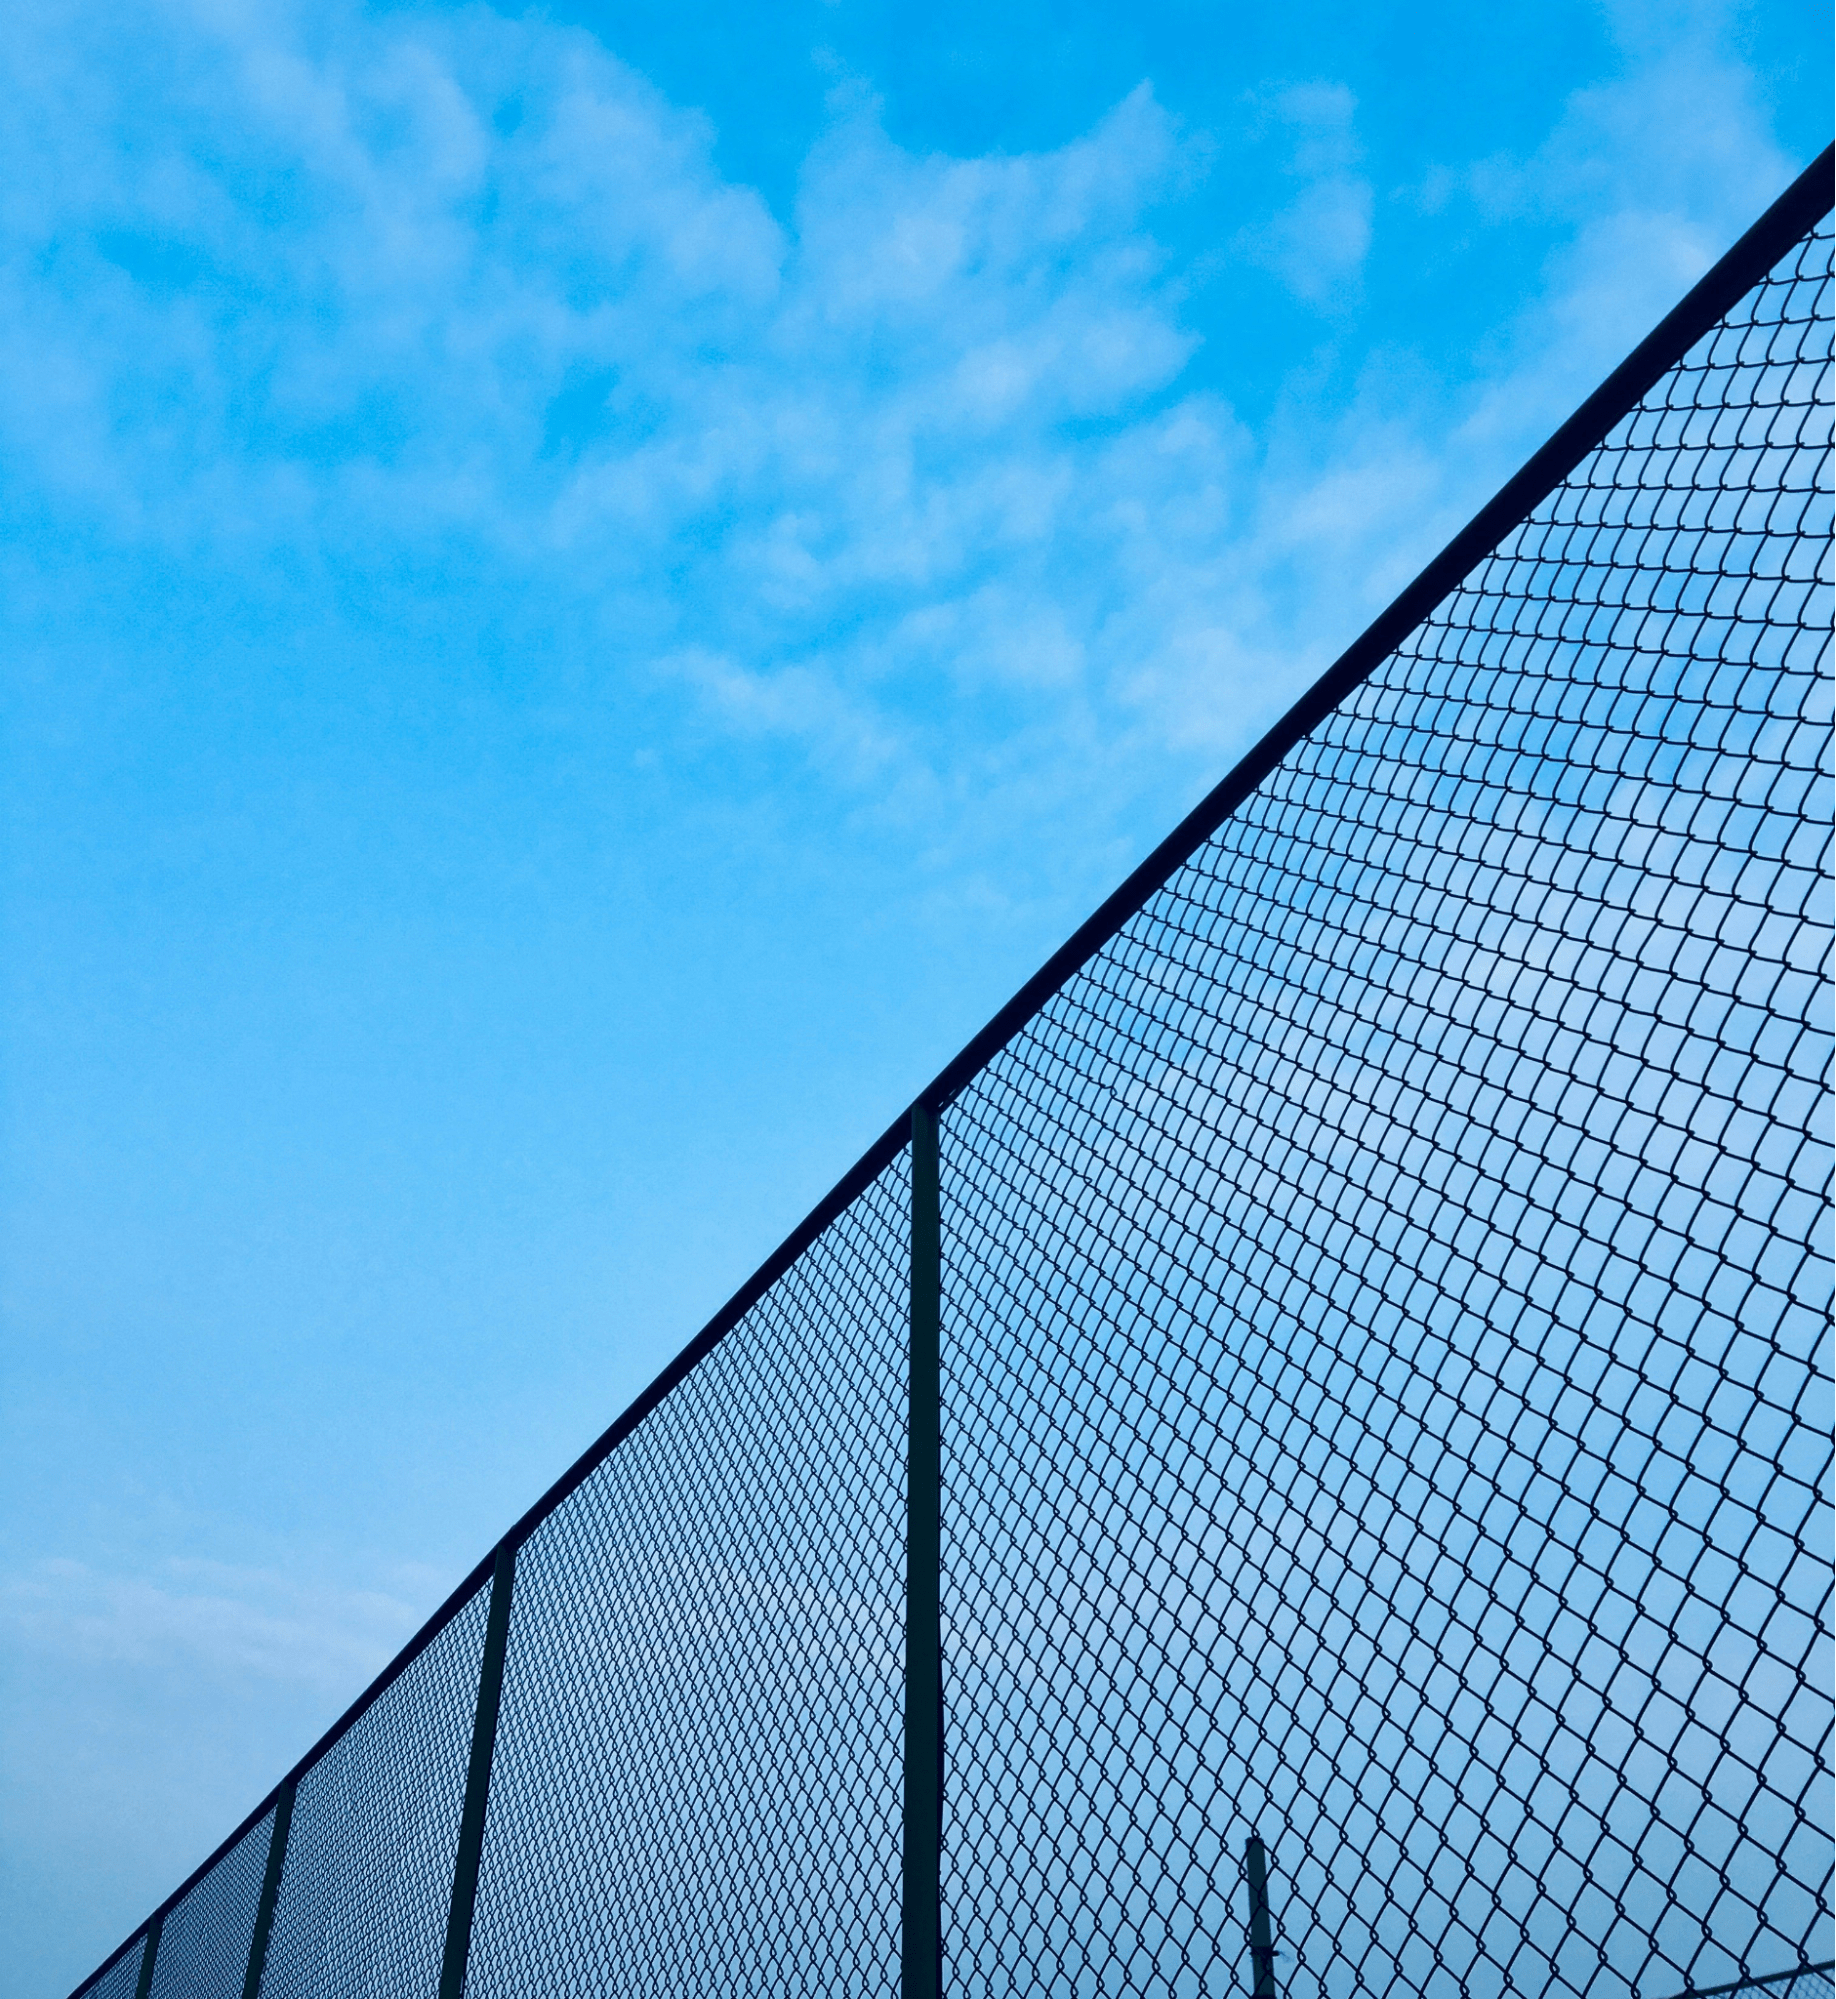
[130,1915,161,1999]
[439,1539,518,1999]
[241,1780,294,1999]
[1245,1834,1277,1999]
[905,1101,942,1999]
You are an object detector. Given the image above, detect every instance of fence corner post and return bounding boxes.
[439,1539,518,1999]
[904,1101,943,1999]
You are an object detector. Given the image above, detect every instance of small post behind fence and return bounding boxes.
[904,1101,943,1999]
[130,1914,161,1999]
[439,1537,518,1999]
[1245,1833,1277,1999]
[241,1780,294,1999]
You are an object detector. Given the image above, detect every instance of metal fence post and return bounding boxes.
[1245,1834,1277,1999]
[905,1101,942,1999]
[130,1915,161,1999]
[241,1781,294,1999]
[439,1538,518,1999]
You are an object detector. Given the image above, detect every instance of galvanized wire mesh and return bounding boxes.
[259,1583,489,1999]
[79,1939,142,1999]
[1666,1977,1836,1999]
[66,182,1833,1999]
[936,215,1832,1999]
[1750,1974,1836,1999]
[462,1152,912,1999]
[147,1808,273,1999]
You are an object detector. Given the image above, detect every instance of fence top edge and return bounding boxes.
[916,138,1834,1119]
[64,1560,494,1999]
[1662,1962,1836,1999]
[64,136,1834,1999]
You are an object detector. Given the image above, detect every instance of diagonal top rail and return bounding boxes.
[67,138,1836,1999]
[1663,1964,1836,1999]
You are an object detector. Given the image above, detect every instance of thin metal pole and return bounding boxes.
[241,1781,294,1999]
[439,1539,518,1999]
[130,1916,161,1999]
[1245,1834,1277,1999]
[904,1102,942,1999]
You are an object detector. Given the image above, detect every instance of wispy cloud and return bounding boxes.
[2,1555,430,1694]
[0,0,1801,869]
[1237,82,1373,304]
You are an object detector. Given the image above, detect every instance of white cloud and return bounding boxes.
[1254,172,1373,304]
[658,644,903,785]
[1,1555,430,1695]
[1237,81,1373,303]
[1419,3,1793,453]
[0,0,1805,873]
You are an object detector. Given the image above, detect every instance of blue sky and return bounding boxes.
[0,0,1827,1989]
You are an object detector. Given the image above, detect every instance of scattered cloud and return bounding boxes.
[1,1555,430,1695]
[1238,82,1373,304]
[0,0,1802,864]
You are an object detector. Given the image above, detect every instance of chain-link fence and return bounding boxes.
[69,152,1833,1999]
[1661,1975,1836,1999]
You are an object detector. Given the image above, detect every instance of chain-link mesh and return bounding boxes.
[259,1585,489,1999]
[1675,1976,1836,1999]
[1777,1979,1836,1999]
[1741,1974,1836,1999]
[147,1808,274,1999]
[462,1151,912,1998]
[76,1939,142,1999]
[937,217,1831,1999]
